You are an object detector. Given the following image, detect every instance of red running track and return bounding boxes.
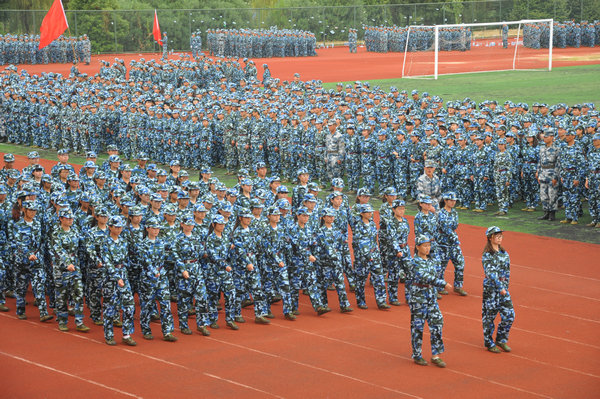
[0,153,599,398]
[2,44,600,83]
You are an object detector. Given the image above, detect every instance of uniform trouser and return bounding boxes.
[103,279,135,340]
[327,155,343,182]
[495,174,510,213]
[408,297,444,359]
[589,179,600,222]
[562,175,582,221]
[345,158,360,191]
[303,262,324,311]
[234,267,268,317]
[539,174,559,211]
[319,262,350,309]
[361,163,375,193]
[521,169,539,208]
[266,265,292,315]
[482,288,515,348]
[86,268,104,322]
[386,254,408,302]
[207,269,236,324]
[54,270,84,325]
[177,270,209,329]
[342,249,356,288]
[438,245,465,289]
[15,264,49,317]
[354,254,387,307]
[287,261,303,312]
[140,276,174,336]
[0,265,6,305]
[473,175,491,210]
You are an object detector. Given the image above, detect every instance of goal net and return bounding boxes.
[401,19,553,79]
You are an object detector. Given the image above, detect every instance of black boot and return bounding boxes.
[548,211,556,221]
[537,211,549,220]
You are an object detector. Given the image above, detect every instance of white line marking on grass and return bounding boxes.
[208,336,423,398]
[0,350,143,398]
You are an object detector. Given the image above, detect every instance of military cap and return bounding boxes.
[357,187,371,197]
[4,153,15,162]
[86,151,97,158]
[392,199,406,208]
[219,202,233,213]
[486,226,503,237]
[276,198,291,210]
[22,200,38,211]
[307,182,320,192]
[383,187,398,196]
[359,204,374,213]
[163,205,177,215]
[322,207,337,217]
[418,195,433,204]
[146,217,162,229]
[331,178,344,188]
[57,149,69,155]
[27,151,40,159]
[250,198,264,208]
[59,209,74,219]
[442,191,458,201]
[297,167,309,176]
[212,214,226,225]
[108,215,126,227]
[415,234,432,246]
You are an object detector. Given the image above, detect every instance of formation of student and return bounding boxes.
[0,149,515,367]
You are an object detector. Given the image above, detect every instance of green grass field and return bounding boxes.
[323,64,600,106]
[2,141,599,244]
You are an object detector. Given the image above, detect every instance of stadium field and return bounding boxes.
[1,45,599,398]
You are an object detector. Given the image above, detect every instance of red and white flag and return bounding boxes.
[38,0,69,50]
[153,9,163,46]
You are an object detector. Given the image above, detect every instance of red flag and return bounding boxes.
[38,0,69,50]
[153,10,163,46]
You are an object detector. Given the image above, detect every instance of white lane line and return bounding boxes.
[463,254,600,283]
[461,269,600,302]
[268,321,553,398]
[443,311,600,350]
[298,303,600,379]
[0,350,143,399]
[207,336,423,399]
[66,332,284,398]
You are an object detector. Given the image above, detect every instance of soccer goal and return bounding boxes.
[401,19,553,79]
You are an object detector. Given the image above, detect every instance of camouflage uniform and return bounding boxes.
[102,232,135,342]
[138,236,175,338]
[406,249,448,360]
[52,224,85,328]
[482,247,514,350]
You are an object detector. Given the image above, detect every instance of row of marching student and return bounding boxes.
[0,153,513,367]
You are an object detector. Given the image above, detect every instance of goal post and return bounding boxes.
[401,19,553,79]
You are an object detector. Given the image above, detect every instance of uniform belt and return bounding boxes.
[499,277,506,281]
[114,264,123,269]
[184,259,198,264]
[497,169,508,172]
[525,161,537,164]
[414,283,431,288]
[541,165,555,169]
[327,151,338,154]
[411,159,421,163]
[563,168,575,172]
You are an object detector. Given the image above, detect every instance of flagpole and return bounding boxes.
[66,26,78,65]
